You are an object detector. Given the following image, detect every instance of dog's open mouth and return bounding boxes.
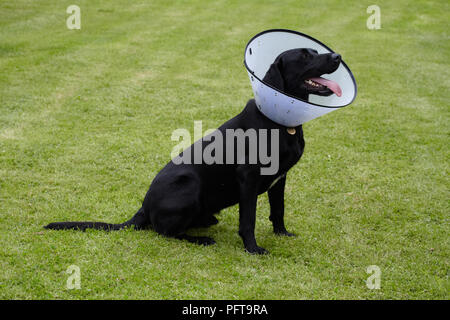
[304,77,342,97]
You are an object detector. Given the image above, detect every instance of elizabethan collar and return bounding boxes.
[244,29,357,127]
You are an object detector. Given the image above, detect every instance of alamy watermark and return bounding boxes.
[366,265,381,289]
[66,265,81,289]
[366,5,381,30]
[66,5,81,30]
[171,121,280,175]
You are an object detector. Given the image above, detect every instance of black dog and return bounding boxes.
[45,48,341,254]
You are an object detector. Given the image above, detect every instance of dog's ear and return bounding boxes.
[262,56,285,92]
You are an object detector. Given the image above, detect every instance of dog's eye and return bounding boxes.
[300,51,310,60]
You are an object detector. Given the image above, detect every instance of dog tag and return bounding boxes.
[287,128,296,135]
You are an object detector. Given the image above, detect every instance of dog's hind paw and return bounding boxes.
[274,229,296,237]
[195,236,216,246]
[245,245,269,255]
[274,226,296,237]
[177,234,216,246]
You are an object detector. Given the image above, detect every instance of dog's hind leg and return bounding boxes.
[147,170,216,246]
[126,206,151,230]
[189,214,219,228]
[152,210,216,246]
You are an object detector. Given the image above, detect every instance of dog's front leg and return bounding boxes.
[237,168,268,255]
[268,175,296,237]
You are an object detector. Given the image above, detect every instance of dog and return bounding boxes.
[45,48,342,254]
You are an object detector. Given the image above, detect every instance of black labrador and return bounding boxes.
[45,48,341,254]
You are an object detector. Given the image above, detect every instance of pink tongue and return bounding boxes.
[309,77,342,97]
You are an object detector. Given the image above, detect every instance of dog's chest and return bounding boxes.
[261,132,304,191]
[280,130,305,167]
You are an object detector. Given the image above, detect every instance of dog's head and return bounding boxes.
[262,48,342,100]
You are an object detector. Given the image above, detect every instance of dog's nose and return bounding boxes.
[331,53,341,62]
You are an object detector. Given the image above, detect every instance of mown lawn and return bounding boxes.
[0,0,448,299]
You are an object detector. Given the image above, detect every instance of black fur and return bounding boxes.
[45,48,341,254]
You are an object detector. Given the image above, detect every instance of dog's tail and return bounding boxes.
[44,207,149,232]
[44,221,131,231]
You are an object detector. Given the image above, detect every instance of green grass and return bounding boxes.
[0,0,448,299]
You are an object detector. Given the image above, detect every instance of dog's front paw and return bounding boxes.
[245,245,269,255]
[274,227,296,237]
